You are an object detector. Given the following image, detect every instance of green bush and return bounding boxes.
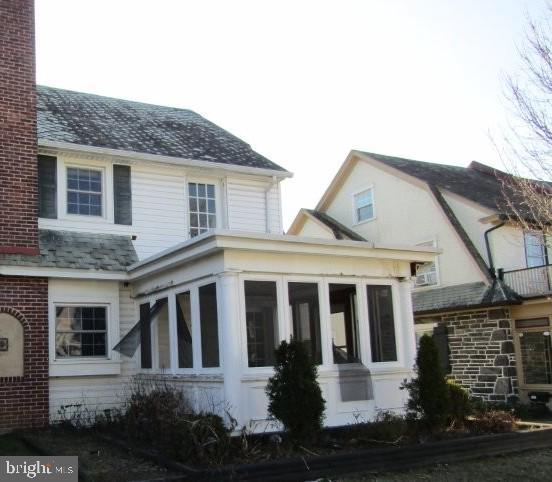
[447,380,472,426]
[402,334,450,431]
[266,339,326,444]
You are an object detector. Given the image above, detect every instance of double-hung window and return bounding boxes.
[524,232,548,268]
[55,306,107,358]
[353,188,374,223]
[67,167,102,216]
[189,182,216,238]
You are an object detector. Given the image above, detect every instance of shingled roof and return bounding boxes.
[37,85,286,172]
[305,210,366,241]
[412,280,522,315]
[0,230,138,272]
[360,151,524,215]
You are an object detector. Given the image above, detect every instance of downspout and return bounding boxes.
[265,176,278,233]
[484,221,505,277]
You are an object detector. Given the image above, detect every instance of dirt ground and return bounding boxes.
[341,448,552,481]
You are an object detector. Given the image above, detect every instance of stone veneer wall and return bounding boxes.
[425,308,518,403]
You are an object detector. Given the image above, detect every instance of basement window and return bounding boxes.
[55,306,107,358]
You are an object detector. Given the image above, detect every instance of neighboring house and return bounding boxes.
[0,1,436,431]
[290,150,552,405]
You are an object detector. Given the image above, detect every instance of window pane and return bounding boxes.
[245,280,279,367]
[207,184,215,197]
[516,318,549,329]
[55,306,107,358]
[176,291,193,368]
[355,190,372,208]
[199,283,220,367]
[329,284,359,364]
[189,182,216,238]
[520,331,552,384]
[357,204,373,222]
[367,285,397,362]
[67,167,102,217]
[155,299,170,370]
[140,303,152,369]
[288,282,322,364]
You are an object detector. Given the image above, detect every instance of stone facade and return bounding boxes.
[425,308,518,402]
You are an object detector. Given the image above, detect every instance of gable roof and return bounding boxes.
[0,230,138,272]
[305,210,367,241]
[37,85,287,173]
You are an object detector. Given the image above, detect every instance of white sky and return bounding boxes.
[35,0,548,229]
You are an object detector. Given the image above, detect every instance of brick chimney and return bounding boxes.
[0,0,39,255]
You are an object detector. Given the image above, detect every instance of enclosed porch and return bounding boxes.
[121,231,437,429]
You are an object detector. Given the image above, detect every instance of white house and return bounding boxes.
[0,80,436,430]
[289,150,552,405]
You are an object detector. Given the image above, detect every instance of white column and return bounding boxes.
[398,278,417,373]
[217,272,243,426]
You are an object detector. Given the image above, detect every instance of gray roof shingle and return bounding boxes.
[0,230,138,272]
[412,281,522,315]
[360,151,529,216]
[306,210,366,241]
[37,85,286,172]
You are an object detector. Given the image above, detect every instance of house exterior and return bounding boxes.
[0,1,436,431]
[289,150,552,405]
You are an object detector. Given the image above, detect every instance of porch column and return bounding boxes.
[398,278,417,372]
[218,272,243,425]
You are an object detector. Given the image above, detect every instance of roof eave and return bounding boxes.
[38,139,294,179]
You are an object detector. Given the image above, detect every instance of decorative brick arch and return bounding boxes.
[0,306,31,331]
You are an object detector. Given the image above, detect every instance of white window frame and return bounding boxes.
[412,239,440,289]
[65,165,105,217]
[352,186,376,225]
[186,178,220,238]
[54,305,109,359]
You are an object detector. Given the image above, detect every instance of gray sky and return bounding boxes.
[35,0,548,228]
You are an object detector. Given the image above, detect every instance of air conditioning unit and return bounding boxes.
[415,271,437,287]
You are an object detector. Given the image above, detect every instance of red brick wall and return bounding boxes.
[0,0,39,254]
[0,277,49,431]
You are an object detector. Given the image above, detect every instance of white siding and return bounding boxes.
[226,179,268,233]
[131,164,187,259]
[49,283,138,420]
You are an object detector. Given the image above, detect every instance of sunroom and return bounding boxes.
[118,231,437,429]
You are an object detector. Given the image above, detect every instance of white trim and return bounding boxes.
[38,139,293,179]
[0,265,128,280]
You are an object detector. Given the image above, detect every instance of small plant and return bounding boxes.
[266,339,326,444]
[401,334,450,432]
[447,380,472,427]
[468,410,518,433]
[349,411,407,445]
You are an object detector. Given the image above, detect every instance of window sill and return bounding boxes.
[353,217,376,227]
[50,359,121,377]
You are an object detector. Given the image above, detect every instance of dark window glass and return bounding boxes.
[288,282,322,364]
[519,331,552,385]
[155,299,170,370]
[140,303,152,369]
[245,280,279,367]
[367,285,397,362]
[329,284,359,364]
[176,291,193,368]
[55,306,107,358]
[199,283,220,367]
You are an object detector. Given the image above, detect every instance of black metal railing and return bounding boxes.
[501,264,552,297]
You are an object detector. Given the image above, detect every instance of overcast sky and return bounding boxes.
[35,0,548,228]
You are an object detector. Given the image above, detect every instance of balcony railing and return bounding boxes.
[501,264,552,297]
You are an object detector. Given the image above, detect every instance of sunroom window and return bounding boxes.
[245,280,279,367]
[55,306,107,358]
[516,318,552,385]
[67,167,102,216]
[367,285,397,362]
[189,182,216,238]
[288,282,322,364]
[329,283,360,364]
